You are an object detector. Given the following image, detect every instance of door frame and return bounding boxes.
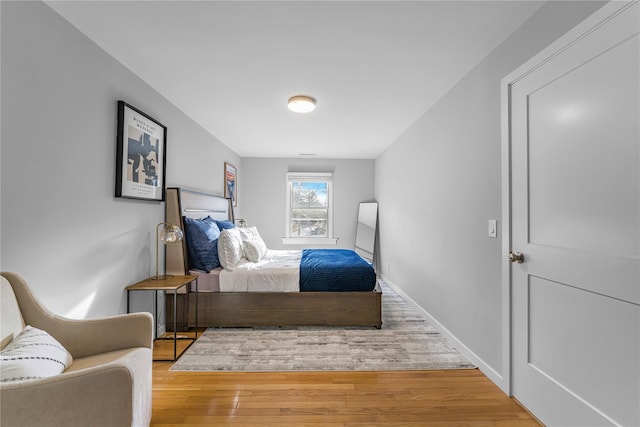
[499,0,638,396]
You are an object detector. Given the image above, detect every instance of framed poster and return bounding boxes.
[224,162,237,206]
[115,100,167,201]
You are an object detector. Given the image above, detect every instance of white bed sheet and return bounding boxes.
[219,249,301,292]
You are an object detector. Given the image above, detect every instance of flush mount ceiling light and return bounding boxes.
[288,95,316,113]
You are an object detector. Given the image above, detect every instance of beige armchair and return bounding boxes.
[0,272,153,427]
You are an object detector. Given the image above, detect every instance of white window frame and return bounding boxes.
[282,172,337,245]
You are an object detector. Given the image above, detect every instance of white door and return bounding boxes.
[505,2,639,426]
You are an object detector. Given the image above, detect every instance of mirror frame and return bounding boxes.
[355,202,378,264]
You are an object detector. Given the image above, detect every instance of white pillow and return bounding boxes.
[238,226,260,241]
[236,226,268,262]
[0,325,73,383]
[217,227,244,268]
[243,237,268,262]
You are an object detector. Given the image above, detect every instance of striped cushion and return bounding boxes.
[0,326,73,383]
[217,227,244,269]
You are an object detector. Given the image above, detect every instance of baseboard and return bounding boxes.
[380,274,508,393]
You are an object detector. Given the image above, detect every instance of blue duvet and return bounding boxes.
[299,249,376,292]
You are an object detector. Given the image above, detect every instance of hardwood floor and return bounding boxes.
[151,337,541,426]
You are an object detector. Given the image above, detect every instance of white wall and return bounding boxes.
[241,157,374,250]
[0,1,240,319]
[375,0,605,387]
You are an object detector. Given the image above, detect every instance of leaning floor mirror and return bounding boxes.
[354,202,378,264]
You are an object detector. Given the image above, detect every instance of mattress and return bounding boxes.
[219,249,301,292]
[217,249,377,293]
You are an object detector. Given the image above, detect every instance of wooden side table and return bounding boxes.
[126,275,198,361]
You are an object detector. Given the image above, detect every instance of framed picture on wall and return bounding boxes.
[115,100,167,202]
[224,162,237,207]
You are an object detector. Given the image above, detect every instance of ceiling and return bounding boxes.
[45,1,544,159]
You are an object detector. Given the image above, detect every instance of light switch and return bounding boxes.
[488,220,497,238]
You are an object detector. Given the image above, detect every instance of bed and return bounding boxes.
[164,187,382,329]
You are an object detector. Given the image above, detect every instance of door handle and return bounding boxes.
[509,251,525,263]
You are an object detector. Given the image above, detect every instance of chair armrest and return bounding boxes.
[2,272,153,358]
[46,312,153,358]
[0,365,134,427]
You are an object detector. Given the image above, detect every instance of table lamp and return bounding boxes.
[152,222,184,280]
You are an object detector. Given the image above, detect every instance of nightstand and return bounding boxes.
[126,275,198,361]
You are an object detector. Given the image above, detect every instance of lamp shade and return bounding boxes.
[160,223,183,244]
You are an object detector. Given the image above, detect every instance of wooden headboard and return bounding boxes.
[165,187,234,276]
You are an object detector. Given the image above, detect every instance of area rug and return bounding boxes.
[170,280,476,372]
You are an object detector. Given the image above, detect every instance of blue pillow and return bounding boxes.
[215,220,235,230]
[182,216,221,272]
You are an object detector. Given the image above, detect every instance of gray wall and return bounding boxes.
[241,158,374,250]
[0,0,607,392]
[375,0,605,387]
[0,1,240,319]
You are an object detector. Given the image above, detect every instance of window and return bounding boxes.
[283,172,337,245]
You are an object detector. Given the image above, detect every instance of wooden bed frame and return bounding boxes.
[164,187,382,329]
